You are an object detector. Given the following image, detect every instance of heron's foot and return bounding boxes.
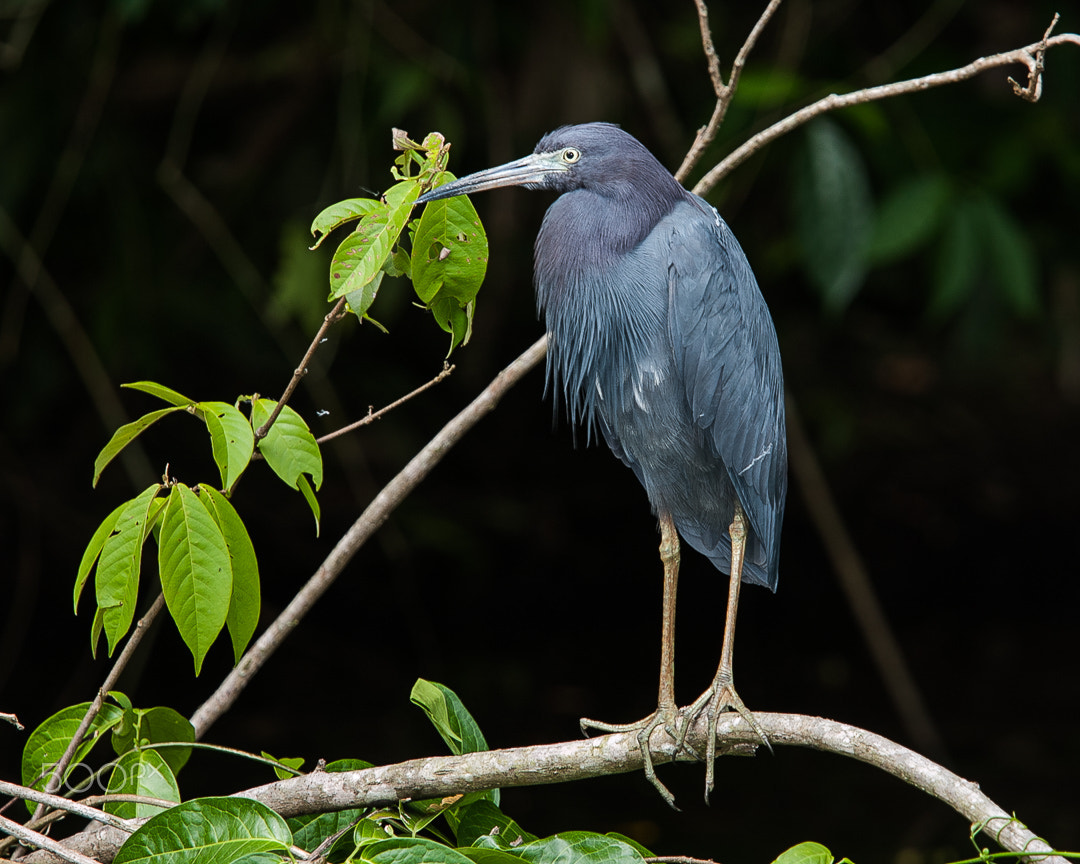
[679,675,771,803]
[580,707,694,809]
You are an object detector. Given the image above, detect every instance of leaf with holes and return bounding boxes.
[329,180,420,304]
[310,197,383,249]
[251,399,323,491]
[199,401,255,494]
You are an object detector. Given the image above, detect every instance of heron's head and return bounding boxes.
[416,123,680,203]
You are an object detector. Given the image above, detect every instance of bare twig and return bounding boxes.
[674,0,784,183]
[693,30,1080,195]
[189,336,548,737]
[0,713,22,730]
[255,298,349,440]
[1008,13,1059,101]
[30,595,166,823]
[317,362,455,445]
[29,713,1066,864]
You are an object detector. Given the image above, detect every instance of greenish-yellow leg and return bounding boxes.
[580,510,685,808]
[680,498,771,802]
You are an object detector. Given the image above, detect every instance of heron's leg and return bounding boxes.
[580,511,684,808]
[680,499,770,802]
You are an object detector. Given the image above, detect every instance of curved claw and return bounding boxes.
[580,709,686,809]
[681,675,770,802]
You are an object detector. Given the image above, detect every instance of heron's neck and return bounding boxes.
[533,184,682,434]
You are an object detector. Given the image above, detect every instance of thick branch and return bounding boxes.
[693,31,1080,195]
[26,713,1066,864]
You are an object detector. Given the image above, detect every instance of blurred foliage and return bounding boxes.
[1,1,1078,861]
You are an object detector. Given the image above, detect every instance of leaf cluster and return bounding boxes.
[79,382,324,672]
[311,130,489,353]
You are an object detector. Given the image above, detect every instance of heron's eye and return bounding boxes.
[562,148,581,164]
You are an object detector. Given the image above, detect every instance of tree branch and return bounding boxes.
[25,714,1067,864]
[692,29,1080,195]
[315,362,455,446]
[189,336,548,738]
[28,595,166,824]
[674,0,783,184]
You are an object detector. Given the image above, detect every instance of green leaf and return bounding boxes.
[514,833,646,864]
[75,501,127,613]
[199,401,255,494]
[251,400,323,489]
[363,837,475,864]
[771,841,835,864]
[329,181,421,303]
[310,197,383,249]
[158,484,233,674]
[410,679,490,756]
[21,702,125,809]
[122,381,197,407]
[114,797,293,864]
[260,751,304,780]
[95,484,163,655]
[333,233,384,317]
[604,834,654,859]
[454,801,535,849]
[200,486,261,663]
[93,407,184,487]
[111,706,195,776]
[296,472,321,536]
[410,679,497,806]
[105,748,180,819]
[868,174,951,264]
[410,191,488,304]
[794,118,874,315]
[411,190,487,351]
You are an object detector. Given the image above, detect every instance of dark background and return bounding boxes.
[2,1,1078,861]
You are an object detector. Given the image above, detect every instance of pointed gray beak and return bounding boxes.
[416,151,568,203]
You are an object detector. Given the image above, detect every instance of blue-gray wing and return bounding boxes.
[667,197,787,590]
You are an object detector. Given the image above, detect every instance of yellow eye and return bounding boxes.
[562,148,581,164]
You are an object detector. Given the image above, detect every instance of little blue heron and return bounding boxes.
[417,123,787,805]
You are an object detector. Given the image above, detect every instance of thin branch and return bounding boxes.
[0,781,134,833]
[30,714,1067,864]
[674,0,784,183]
[1008,13,1059,101]
[693,30,1080,196]
[0,713,22,730]
[316,362,455,445]
[30,595,166,823]
[254,298,349,440]
[0,813,102,864]
[189,335,548,738]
